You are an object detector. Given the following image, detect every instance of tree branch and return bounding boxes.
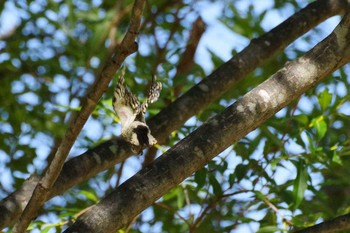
[173,16,206,97]
[11,0,146,232]
[0,0,348,229]
[147,0,348,144]
[293,213,350,233]
[63,12,350,233]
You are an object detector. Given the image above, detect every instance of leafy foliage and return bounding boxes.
[0,0,350,232]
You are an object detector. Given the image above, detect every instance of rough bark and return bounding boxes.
[294,213,350,233]
[63,12,350,233]
[0,176,40,228]
[0,0,348,229]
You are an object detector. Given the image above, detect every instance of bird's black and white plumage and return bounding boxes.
[112,70,162,154]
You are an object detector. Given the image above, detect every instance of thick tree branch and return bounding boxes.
[147,0,348,144]
[0,0,348,229]
[0,176,40,228]
[294,213,350,233]
[11,0,146,232]
[64,13,350,233]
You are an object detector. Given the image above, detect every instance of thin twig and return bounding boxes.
[182,184,192,220]
[116,161,125,187]
[190,189,251,232]
[155,202,192,226]
[262,196,293,226]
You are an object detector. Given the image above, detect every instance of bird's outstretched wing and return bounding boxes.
[112,71,142,129]
[140,75,162,115]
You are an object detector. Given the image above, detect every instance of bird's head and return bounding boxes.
[121,121,157,154]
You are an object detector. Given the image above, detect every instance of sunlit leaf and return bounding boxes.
[332,151,342,165]
[163,186,180,201]
[79,190,99,203]
[318,88,332,110]
[310,116,327,141]
[257,226,281,233]
[314,119,327,140]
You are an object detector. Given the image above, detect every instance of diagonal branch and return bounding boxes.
[147,0,348,143]
[63,13,350,233]
[293,212,350,233]
[0,0,347,229]
[11,0,146,232]
[173,16,206,97]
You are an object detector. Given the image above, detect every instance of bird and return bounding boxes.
[112,69,162,154]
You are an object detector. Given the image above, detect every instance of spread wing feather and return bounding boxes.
[113,71,161,129]
[140,75,162,115]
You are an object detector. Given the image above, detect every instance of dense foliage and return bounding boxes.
[1,0,350,232]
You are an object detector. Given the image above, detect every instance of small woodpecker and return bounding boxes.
[112,70,161,154]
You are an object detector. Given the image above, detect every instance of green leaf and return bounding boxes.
[41,225,54,233]
[209,175,222,196]
[315,119,327,140]
[79,190,98,203]
[318,89,332,110]
[292,161,308,210]
[163,186,180,201]
[194,168,207,189]
[293,114,309,127]
[228,173,235,186]
[254,191,268,202]
[304,132,316,154]
[257,226,281,233]
[332,150,342,165]
[310,116,327,140]
[234,164,248,182]
[207,49,225,68]
[176,187,185,209]
[234,142,251,158]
